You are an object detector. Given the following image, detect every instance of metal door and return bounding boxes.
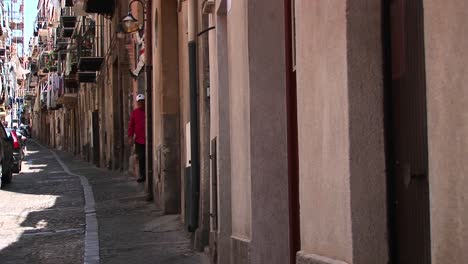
[388,0,431,263]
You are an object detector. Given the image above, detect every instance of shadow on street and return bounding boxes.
[0,142,85,264]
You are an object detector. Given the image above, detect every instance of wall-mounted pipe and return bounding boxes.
[187,0,200,232]
[145,0,154,202]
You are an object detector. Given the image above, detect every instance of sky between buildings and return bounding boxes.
[24,0,39,54]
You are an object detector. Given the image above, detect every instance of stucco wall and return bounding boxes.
[296,0,387,263]
[178,1,190,221]
[346,1,387,263]
[295,0,352,262]
[209,3,232,262]
[228,0,251,240]
[247,0,291,263]
[424,1,468,263]
[150,0,181,214]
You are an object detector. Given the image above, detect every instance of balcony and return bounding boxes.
[10,21,24,30]
[29,76,38,88]
[24,88,36,100]
[60,7,76,38]
[55,38,71,51]
[78,57,104,71]
[61,7,77,28]
[61,27,74,38]
[64,77,79,91]
[77,18,104,72]
[12,37,23,43]
[78,72,96,83]
[57,94,78,107]
[85,0,115,15]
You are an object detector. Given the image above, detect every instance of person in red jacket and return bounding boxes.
[128,94,146,182]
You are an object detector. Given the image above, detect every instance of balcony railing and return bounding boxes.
[75,17,104,83]
[38,52,58,74]
[85,0,115,15]
[61,7,77,27]
[60,7,77,38]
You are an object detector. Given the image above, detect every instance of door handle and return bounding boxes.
[401,163,427,188]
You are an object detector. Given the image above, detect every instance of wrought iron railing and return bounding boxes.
[61,6,75,17]
[76,17,104,59]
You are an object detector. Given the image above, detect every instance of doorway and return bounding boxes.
[385,0,431,263]
[285,0,300,263]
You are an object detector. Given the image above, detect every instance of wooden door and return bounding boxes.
[388,0,431,263]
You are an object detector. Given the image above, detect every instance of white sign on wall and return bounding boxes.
[227,0,231,12]
[186,122,191,167]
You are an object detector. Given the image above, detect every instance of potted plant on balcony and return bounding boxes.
[50,51,58,60]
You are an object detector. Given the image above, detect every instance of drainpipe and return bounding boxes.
[187,0,200,232]
[145,0,154,201]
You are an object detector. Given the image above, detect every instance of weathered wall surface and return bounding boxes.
[228,0,251,241]
[247,0,291,263]
[296,0,387,263]
[178,1,190,222]
[346,0,387,263]
[424,1,468,263]
[295,0,352,262]
[209,1,232,262]
[151,0,181,214]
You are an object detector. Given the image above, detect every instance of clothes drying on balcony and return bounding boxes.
[46,73,63,109]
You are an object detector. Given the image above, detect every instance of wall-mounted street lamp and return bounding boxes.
[116,0,147,79]
[122,12,139,32]
[116,23,126,39]
[121,0,146,33]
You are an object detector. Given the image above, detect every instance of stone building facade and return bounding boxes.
[31,0,468,264]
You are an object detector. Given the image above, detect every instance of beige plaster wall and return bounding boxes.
[346,1,387,263]
[209,3,232,262]
[295,0,352,262]
[424,1,468,263]
[296,1,387,263]
[178,1,190,221]
[227,0,251,240]
[247,0,291,262]
[152,0,163,203]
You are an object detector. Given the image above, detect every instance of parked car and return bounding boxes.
[0,124,14,188]
[18,124,31,138]
[6,128,24,173]
[15,129,27,148]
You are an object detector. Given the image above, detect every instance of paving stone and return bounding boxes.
[0,141,208,264]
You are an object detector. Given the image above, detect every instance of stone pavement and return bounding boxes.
[0,141,208,264]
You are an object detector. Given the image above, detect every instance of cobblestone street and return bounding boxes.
[0,141,207,264]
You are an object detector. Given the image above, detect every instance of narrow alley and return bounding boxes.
[0,0,467,263]
[0,141,207,264]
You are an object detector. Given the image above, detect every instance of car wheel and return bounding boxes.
[2,162,12,184]
[12,161,20,174]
